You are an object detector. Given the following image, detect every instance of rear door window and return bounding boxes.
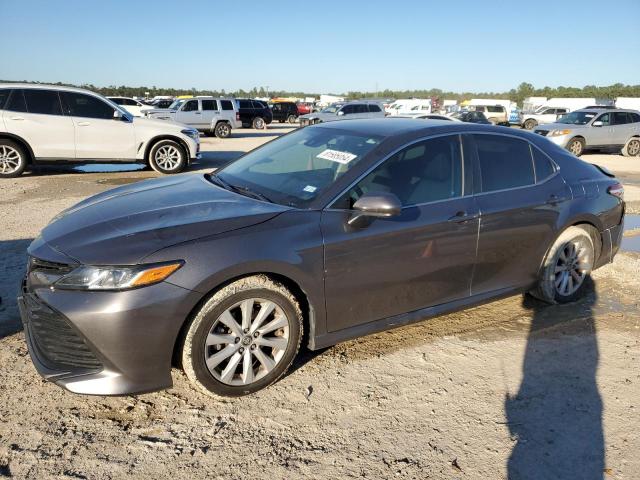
[612,112,630,125]
[474,135,535,192]
[201,99,218,111]
[368,104,382,113]
[61,92,115,119]
[23,89,63,115]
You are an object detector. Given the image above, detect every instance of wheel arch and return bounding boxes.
[537,217,603,276]
[0,133,35,164]
[143,135,191,163]
[171,271,316,368]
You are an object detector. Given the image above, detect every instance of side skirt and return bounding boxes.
[309,286,527,350]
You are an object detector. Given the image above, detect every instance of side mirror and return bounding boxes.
[348,192,402,227]
[337,111,345,116]
[113,110,123,120]
[592,121,603,127]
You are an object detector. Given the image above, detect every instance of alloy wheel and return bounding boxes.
[154,145,181,170]
[254,118,265,129]
[569,140,583,156]
[628,139,640,156]
[0,145,22,174]
[554,240,591,297]
[204,298,290,386]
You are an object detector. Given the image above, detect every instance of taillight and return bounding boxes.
[607,182,624,200]
[236,112,240,121]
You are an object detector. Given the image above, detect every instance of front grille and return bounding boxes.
[534,129,549,137]
[23,291,102,372]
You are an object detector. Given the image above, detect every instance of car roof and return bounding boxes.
[0,83,98,95]
[575,108,638,114]
[315,117,530,138]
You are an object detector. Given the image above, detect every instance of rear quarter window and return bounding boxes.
[0,89,10,109]
[221,100,234,110]
[531,146,556,182]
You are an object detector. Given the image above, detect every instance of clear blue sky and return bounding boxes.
[1,0,639,93]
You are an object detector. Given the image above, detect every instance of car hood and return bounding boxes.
[35,174,289,265]
[536,122,587,131]
[299,112,336,121]
[132,115,184,130]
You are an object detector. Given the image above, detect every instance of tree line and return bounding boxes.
[2,80,639,105]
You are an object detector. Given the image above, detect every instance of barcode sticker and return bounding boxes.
[316,149,357,164]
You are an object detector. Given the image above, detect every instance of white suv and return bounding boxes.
[144,97,240,138]
[0,84,200,178]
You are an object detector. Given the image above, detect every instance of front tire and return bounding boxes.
[148,140,187,174]
[566,137,585,157]
[0,140,28,178]
[622,138,640,157]
[530,226,595,304]
[252,117,266,130]
[182,275,303,397]
[523,119,537,130]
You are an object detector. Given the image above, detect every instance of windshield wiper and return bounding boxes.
[206,173,273,203]
[228,184,273,203]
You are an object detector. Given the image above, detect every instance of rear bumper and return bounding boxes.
[595,218,624,269]
[19,279,201,395]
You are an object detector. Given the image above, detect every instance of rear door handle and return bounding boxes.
[448,211,479,223]
[77,122,91,126]
[546,194,568,205]
[10,116,24,121]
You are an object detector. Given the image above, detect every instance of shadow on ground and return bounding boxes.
[0,239,32,339]
[506,281,604,479]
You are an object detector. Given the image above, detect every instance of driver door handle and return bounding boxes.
[10,116,24,121]
[448,211,479,223]
[77,121,91,126]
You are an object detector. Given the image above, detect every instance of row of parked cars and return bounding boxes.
[1,83,639,179]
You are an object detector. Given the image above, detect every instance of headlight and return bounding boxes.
[53,261,183,291]
[549,129,572,137]
[181,128,200,141]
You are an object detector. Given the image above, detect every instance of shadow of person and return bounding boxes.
[0,238,32,339]
[505,278,604,479]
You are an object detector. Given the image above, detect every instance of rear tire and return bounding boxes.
[0,139,28,178]
[287,114,297,124]
[181,275,303,397]
[530,226,595,304]
[523,119,537,130]
[214,122,232,139]
[622,138,640,157]
[566,137,585,157]
[252,117,266,130]
[148,140,187,174]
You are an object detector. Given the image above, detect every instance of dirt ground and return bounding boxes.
[0,125,639,479]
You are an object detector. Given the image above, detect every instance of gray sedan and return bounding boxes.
[20,119,624,397]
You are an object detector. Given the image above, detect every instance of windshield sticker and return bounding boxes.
[303,185,317,193]
[317,149,357,164]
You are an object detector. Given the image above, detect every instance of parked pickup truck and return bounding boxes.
[144,97,240,138]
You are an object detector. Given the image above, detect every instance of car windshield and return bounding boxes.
[168,100,185,110]
[556,111,597,125]
[214,127,383,208]
[321,104,343,113]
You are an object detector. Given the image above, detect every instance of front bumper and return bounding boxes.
[19,278,201,395]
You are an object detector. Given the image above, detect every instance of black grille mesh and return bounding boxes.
[23,292,102,372]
